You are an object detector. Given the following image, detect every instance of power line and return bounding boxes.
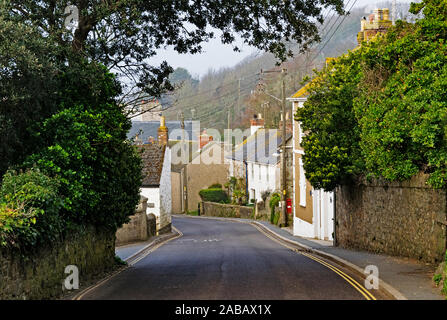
[162,77,260,117]
[172,72,260,102]
[310,0,358,64]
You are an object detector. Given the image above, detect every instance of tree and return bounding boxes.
[295,53,364,191]
[169,68,198,86]
[295,0,447,190]
[0,13,142,246]
[3,0,344,104]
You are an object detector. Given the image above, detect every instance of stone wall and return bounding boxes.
[116,196,149,246]
[336,173,447,263]
[200,201,253,219]
[159,146,172,231]
[115,197,157,246]
[0,226,115,300]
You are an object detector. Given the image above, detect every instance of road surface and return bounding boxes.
[80,216,382,300]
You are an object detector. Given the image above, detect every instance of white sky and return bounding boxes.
[150,0,416,79]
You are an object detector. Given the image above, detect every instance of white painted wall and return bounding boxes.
[159,147,172,230]
[141,147,172,234]
[247,162,277,202]
[141,187,160,228]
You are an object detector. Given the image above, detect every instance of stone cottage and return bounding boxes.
[138,117,172,234]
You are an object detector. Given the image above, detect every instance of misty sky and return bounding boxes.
[151,0,416,79]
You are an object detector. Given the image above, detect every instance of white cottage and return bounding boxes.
[226,115,292,204]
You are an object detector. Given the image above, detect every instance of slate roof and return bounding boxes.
[138,144,166,187]
[128,120,200,142]
[226,129,292,165]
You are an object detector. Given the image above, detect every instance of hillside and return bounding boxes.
[163,2,413,133]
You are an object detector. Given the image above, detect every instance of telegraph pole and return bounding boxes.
[280,68,288,227]
[257,68,288,227]
[180,111,185,141]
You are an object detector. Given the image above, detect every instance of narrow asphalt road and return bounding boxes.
[81,216,378,300]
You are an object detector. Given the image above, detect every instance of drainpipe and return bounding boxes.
[333,187,337,247]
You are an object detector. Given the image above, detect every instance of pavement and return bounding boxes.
[226,217,445,300]
[80,216,386,300]
[116,240,156,261]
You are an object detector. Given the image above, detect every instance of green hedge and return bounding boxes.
[269,193,281,225]
[295,2,447,191]
[199,188,229,203]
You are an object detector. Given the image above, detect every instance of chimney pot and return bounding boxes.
[157,116,168,146]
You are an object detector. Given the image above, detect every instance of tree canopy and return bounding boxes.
[295,0,447,191]
[2,0,344,99]
[0,9,142,249]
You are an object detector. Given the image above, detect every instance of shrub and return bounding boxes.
[269,193,281,225]
[295,2,447,191]
[0,168,63,248]
[199,188,229,203]
[228,177,246,205]
[23,66,142,232]
[209,183,222,189]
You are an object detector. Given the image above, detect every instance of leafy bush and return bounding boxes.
[228,176,247,205]
[1,60,141,248]
[25,102,142,231]
[199,188,229,203]
[269,193,281,225]
[0,168,63,248]
[209,183,222,189]
[295,1,447,191]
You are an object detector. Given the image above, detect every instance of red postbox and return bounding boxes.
[286,198,292,214]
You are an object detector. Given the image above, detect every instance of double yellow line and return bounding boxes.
[299,251,376,300]
[73,226,183,300]
[252,224,377,300]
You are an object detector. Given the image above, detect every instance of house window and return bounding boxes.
[299,158,306,207]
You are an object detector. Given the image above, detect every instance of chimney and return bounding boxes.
[250,114,265,136]
[358,8,392,45]
[383,8,390,21]
[157,116,168,146]
[199,129,213,150]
